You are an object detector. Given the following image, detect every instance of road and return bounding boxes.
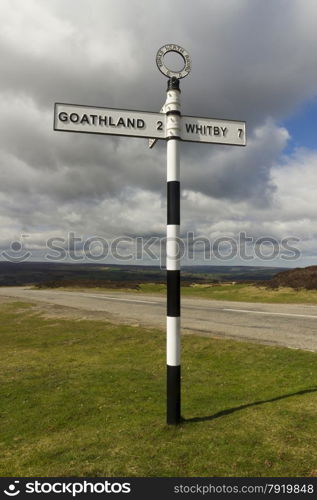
[0,287,316,351]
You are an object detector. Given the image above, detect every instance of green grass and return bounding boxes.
[56,283,317,304]
[138,283,317,304]
[0,301,317,477]
[39,282,317,304]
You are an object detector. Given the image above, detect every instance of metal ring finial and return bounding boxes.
[156,44,191,79]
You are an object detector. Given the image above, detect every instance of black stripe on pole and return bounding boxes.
[166,110,181,116]
[167,365,181,425]
[167,77,180,91]
[167,270,180,316]
[167,181,180,225]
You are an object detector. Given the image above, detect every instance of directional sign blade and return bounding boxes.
[181,116,246,146]
[54,103,166,140]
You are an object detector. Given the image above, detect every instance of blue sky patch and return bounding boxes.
[281,97,317,154]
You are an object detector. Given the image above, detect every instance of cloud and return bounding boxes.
[1,0,317,264]
[182,120,289,204]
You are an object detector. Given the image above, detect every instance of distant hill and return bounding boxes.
[263,266,317,290]
[0,261,287,287]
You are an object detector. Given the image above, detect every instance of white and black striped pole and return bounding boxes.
[156,45,191,425]
[166,76,181,425]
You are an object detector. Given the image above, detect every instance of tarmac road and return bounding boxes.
[0,286,316,351]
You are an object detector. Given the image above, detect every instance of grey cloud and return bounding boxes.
[2,0,317,121]
[181,120,289,204]
[1,0,317,263]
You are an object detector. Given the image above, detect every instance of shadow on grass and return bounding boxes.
[183,387,317,424]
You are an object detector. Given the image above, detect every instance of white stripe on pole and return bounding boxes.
[166,316,181,366]
[166,224,180,271]
[167,140,180,181]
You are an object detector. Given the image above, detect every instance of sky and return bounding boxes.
[1,0,317,267]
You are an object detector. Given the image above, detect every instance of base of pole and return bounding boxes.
[167,364,181,425]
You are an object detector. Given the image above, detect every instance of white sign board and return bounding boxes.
[181,116,246,146]
[55,103,246,147]
[54,103,166,140]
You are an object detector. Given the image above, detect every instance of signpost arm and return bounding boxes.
[166,77,181,425]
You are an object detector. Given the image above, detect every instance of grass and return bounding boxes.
[0,301,317,477]
[138,283,317,304]
[50,282,317,304]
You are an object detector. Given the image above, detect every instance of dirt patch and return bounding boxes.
[0,295,114,322]
[0,296,17,305]
[32,302,117,322]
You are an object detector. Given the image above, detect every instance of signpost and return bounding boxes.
[53,43,246,426]
[54,104,246,146]
[54,103,166,140]
[181,115,245,145]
